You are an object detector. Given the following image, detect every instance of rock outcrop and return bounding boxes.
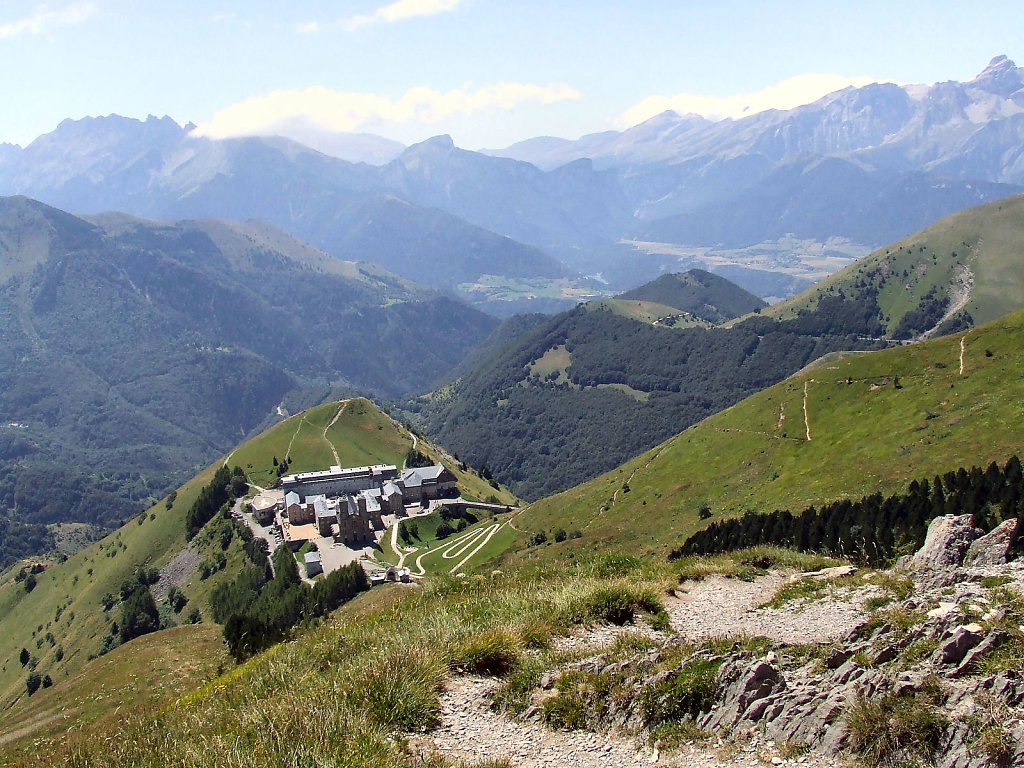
[965,517,1018,566]
[903,514,983,569]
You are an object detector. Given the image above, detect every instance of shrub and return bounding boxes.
[25,671,41,696]
[119,585,161,644]
[166,586,188,613]
[448,628,521,676]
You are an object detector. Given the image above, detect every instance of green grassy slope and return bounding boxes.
[762,193,1024,333]
[512,310,1024,559]
[0,397,510,740]
[585,299,712,328]
[0,624,228,761]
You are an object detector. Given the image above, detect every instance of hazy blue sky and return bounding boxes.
[1,0,1021,149]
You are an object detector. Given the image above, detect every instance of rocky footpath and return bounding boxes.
[409,514,1022,768]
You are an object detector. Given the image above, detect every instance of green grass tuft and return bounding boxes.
[559,584,667,628]
[447,627,522,676]
[847,689,949,765]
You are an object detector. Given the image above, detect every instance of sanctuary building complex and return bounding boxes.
[273,462,457,547]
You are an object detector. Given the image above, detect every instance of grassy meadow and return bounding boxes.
[763,192,1024,330]
[511,309,1024,561]
[0,397,511,747]
[0,548,834,766]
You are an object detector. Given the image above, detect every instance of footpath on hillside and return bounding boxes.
[408,570,867,768]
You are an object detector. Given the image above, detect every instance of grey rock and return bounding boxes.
[699,658,786,730]
[951,629,1007,677]
[824,648,852,669]
[908,514,983,569]
[964,518,1018,567]
[933,624,984,666]
[796,565,859,581]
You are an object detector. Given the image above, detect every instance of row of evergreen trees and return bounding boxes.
[184,465,248,539]
[671,457,1024,565]
[212,544,369,661]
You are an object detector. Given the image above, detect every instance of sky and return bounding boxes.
[1,0,1022,150]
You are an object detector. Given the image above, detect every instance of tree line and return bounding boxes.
[212,544,369,662]
[670,456,1024,565]
[185,465,248,539]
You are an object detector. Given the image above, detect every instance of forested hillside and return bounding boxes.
[616,269,767,323]
[0,197,496,536]
[514,309,1024,559]
[418,192,1024,502]
[417,299,887,500]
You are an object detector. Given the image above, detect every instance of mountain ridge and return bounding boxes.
[3,58,1023,308]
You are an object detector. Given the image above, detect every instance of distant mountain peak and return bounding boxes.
[409,134,456,152]
[971,54,1023,96]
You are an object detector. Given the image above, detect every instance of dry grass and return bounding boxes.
[1,558,678,767]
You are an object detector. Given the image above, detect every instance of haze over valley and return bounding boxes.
[1,4,1024,766]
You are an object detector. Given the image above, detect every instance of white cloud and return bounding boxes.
[196,82,581,139]
[619,73,891,127]
[296,20,319,33]
[0,2,97,38]
[342,0,461,31]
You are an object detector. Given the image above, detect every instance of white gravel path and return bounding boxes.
[407,573,871,767]
[412,676,845,768]
[667,573,874,645]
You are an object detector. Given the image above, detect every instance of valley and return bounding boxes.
[2,47,1024,768]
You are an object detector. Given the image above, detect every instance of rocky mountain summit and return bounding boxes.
[413,518,1022,768]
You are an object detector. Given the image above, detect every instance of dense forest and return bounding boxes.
[0,515,53,570]
[418,293,890,500]
[213,545,369,661]
[671,457,1024,564]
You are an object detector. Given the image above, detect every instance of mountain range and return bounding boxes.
[413,193,1024,500]
[1,57,1022,311]
[3,104,1024,762]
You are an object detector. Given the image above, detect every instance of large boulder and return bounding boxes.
[905,514,983,569]
[965,518,1018,567]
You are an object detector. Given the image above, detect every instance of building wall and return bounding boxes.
[287,502,315,525]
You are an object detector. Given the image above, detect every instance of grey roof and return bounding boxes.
[282,463,398,485]
[304,551,322,563]
[401,464,450,485]
[285,491,301,507]
[382,481,402,497]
